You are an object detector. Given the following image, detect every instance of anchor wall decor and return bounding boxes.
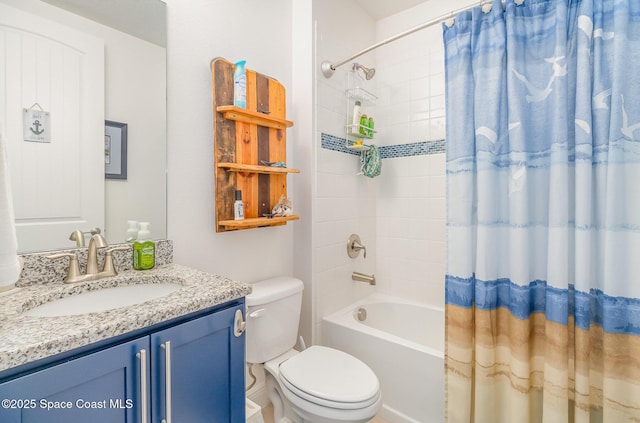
[23,102,51,143]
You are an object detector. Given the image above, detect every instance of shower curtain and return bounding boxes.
[444,0,640,422]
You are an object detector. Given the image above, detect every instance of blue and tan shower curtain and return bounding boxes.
[444,0,640,421]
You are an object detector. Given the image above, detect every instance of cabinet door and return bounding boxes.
[151,304,245,423]
[0,337,150,423]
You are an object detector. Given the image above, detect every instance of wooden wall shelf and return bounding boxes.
[211,58,299,232]
[217,163,300,175]
[218,215,300,230]
[216,106,293,130]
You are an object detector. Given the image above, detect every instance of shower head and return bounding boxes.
[353,63,376,80]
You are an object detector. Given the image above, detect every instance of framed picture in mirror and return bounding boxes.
[105,120,128,180]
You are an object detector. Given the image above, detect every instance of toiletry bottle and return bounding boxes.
[234,190,245,220]
[351,100,362,132]
[234,60,247,108]
[133,222,155,270]
[126,220,138,243]
[359,114,369,136]
[367,116,375,138]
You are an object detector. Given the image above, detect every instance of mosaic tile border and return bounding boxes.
[380,139,446,159]
[320,133,361,156]
[320,133,445,159]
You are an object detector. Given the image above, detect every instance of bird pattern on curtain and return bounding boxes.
[444,0,640,422]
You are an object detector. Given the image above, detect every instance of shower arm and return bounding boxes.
[321,1,517,78]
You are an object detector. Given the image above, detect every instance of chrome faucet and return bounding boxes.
[48,234,129,283]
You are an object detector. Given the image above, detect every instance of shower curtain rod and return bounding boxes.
[321,0,517,78]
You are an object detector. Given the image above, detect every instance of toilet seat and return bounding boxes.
[277,346,380,410]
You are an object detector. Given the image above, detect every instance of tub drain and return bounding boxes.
[356,307,367,321]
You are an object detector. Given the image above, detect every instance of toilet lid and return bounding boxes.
[278,346,380,409]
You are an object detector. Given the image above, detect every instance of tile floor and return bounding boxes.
[260,404,388,423]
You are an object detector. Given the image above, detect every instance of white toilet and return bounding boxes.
[246,277,382,423]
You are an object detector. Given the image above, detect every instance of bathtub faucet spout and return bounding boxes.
[352,272,376,285]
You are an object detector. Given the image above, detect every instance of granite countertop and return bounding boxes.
[0,263,252,373]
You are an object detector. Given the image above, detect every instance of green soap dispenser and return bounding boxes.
[133,222,155,270]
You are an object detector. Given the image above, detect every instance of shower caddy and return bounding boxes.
[344,75,377,152]
[345,88,377,151]
[211,57,300,232]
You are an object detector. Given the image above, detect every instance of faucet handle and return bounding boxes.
[47,253,81,283]
[347,234,367,259]
[102,246,130,277]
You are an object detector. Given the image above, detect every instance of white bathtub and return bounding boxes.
[321,294,444,423]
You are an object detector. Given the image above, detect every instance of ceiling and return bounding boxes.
[39,0,426,47]
[40,0,166,46]
[354,0,430,20]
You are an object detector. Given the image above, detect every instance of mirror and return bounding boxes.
[0,0,167,253]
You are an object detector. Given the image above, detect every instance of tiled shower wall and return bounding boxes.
[314,0,378,342]
[314,1,478,339]
[372,3,451,307]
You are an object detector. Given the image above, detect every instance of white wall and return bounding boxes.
[291,0,315,347]
[103,29,166,246]
[165,0,295,283]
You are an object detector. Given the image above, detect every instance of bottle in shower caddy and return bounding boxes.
[367,116,375,137]
[351,100,362,133]
[359,114,369,136]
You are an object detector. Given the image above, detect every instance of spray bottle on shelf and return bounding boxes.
[233,60,247,108]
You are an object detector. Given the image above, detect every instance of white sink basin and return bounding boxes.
[24,283,182,317]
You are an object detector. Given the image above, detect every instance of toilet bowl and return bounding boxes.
[246,277,382,423]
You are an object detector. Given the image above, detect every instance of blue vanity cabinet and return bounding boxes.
[151,303,246,423]
[0,336,150,423]
[0,300,246,423]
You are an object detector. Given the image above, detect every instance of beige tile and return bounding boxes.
[260,403,389,423]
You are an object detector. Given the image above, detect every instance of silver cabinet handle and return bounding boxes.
[161,341,172,423]
[136,349,148,423]
[234,309,246,337]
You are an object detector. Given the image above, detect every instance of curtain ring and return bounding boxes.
[444,17,456,28]
[444,10,456,28]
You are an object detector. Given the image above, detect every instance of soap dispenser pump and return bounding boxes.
[126,220,138,242]
[133,222,155,270]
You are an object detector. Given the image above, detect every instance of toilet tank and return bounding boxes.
[245,276,304,364]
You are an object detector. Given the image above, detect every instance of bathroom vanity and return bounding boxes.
[0,251,251,423]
